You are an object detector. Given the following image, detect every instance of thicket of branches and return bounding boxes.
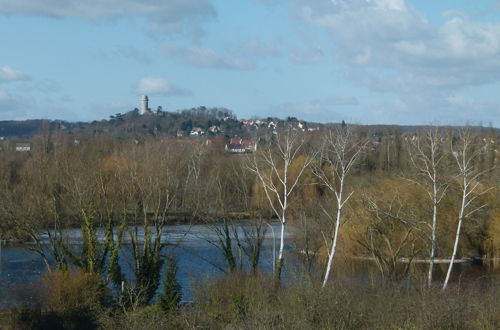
[0,123,499,327]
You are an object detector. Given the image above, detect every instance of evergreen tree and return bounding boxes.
[158,254,181,312]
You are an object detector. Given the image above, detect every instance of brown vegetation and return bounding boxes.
[0,123,499,328]
[3,273,498,329]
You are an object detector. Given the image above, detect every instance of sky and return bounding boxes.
[1,0,500,126]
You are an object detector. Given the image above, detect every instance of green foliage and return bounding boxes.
[229,294,248,321]
[80,208,101,274]
[107,223,125,287]
[216,219,238,273]
[157,254,182,313]
[127,227,164,306]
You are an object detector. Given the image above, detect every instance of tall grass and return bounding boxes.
[104,273,499,330]
[2,271,499,329]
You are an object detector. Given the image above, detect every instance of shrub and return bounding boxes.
[0,270,106,330]
[157,255,181,313]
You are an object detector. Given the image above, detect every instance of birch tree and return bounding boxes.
[313,125,366,287]
[442,128,492,290]
[248,129,314,279]
[407,127,448,287]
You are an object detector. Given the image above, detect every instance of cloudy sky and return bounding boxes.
[1,0,500,126]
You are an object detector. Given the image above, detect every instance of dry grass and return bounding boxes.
[2,272,499,329]
[104,273,500,330]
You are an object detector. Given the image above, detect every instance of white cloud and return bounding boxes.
[393,98,408,109]
[271,101,336,119]
[0,65,28,82]
[365,93,500,126]
[326,94,359,106]
[0,0,216,36]
[112,46,151,64]
[16,79,62,93]
[373,0,406,11]
[268,94,359,122]
[135,77,191,96]
[446,94,471,106]
[110,101,132,110]
[162,39,286,70]
[0,0,215,20]
[232,39,282,59]
[0,69,74,119]
[289,44,325,65]
[281,0,500,91]
[0,88,24,117]
[162,45,254,70]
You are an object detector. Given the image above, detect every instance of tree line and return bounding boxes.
[0,123,499,315]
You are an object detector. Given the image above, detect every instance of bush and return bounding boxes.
[0,270,105,330]
[2,271,499,329]
[42,269,105,314]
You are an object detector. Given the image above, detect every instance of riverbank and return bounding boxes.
[1,272,499,329]
[0,211,254,245]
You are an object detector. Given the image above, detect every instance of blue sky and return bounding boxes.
[0,0,499,126]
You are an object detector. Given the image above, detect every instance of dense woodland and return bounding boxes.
[0,115,499,329]
[1,107,247,139]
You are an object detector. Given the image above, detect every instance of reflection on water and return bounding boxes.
[0,222,493,309]
[0,223,285,308]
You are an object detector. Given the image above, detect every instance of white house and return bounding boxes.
[15,143,31,152]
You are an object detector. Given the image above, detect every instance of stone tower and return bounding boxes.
[140,95,149,115]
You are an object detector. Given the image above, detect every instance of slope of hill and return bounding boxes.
[1,107,498,139]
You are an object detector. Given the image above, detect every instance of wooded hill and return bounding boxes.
[2,106,497,139]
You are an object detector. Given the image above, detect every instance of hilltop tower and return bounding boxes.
[140,95,149,115]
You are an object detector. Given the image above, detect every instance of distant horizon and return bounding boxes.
[2,103,499,130]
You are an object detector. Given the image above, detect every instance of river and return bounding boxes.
[0,222,494,309]
[0,222,287,309]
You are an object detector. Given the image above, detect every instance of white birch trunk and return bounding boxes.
[442,128,488,290]
[442,177,467,290]
[408,127,446,288]
[428,199,437,286]
[428,167,439,287]
[278,218,285,264]
[315,127,365,288]
[442,214,463,290]
[322,193,342,288]
[247,129,313,281]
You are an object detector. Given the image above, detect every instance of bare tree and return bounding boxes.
[183,143,206,213]
[199,158,267,275]
[355,193,423,282]
[407,127,448,286]
[313,126,366,288]
[248,129,314,279]
[117,141,181,306]
[442,128,492,290]
[230,160,269,274]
